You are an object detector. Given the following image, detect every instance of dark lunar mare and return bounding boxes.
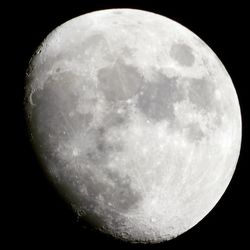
[170,43,195,67]
[137,73,185,122]
[98,59,143,102]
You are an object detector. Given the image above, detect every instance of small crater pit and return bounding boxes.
[55,67,61,72]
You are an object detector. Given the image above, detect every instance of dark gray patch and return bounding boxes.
[137,73,185,122]
[66,166,142,230]
[170,43,195,67]
[81,34,104,51]
[77,130,105,166]
[188,77,215,111]
[112,10,123,15]
[105,169,141,211]
[98,59,142,102]
[55,67,61,73]
[77,126,123,167]
[186,122,205,142]
[213,112,222,127]
[97,137,122,154]
[78,211,106,230]
[82,168,141,213]
[103,110,127,128]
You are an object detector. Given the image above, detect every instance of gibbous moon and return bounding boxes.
[25,9,242,243]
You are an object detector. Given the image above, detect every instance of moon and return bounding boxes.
[25,9,242,243]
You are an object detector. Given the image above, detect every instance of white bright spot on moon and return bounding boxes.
[25,9,241,244]
[72,148,80,156]
[215,89,222,100]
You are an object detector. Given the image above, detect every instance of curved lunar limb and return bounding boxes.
[25,9,241,243]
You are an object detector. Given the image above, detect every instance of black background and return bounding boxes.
[6,1,248,249]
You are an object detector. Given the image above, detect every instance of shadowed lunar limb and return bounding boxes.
[58,164,143,232]
[78,168,142,212]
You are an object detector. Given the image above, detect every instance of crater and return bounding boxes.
[170,43,195,67]
[97,59,142,102]
[137,72,185,122]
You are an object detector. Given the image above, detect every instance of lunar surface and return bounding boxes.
[25,9,242,243]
